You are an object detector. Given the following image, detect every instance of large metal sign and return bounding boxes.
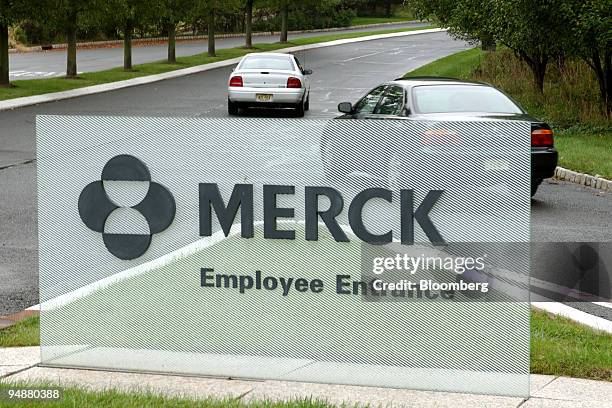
[37,116,531,396]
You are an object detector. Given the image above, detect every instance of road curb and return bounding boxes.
[8,21,423,53]
[0,309,38,329]
[0,28,445,112]
[553,166,612,192]
[532,302,612,334]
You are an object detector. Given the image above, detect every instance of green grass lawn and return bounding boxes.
[403,47,612,179]
[3,310,610,382]
[0,25,432,102]
[554,126,612,178]
[404,47,485,79]
[531,309,612,381]
[351,16,415,26]
[0,381,335,408]
[0,315,38,347]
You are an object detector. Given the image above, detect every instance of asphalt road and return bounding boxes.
[8,22,429,79]
[1,31,611,318]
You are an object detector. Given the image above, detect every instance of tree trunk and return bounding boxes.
[531,62,546,94]
[167,22,176,63]
[245,0,253,48]
[0,23,9,87]
[520,51,547,94]
[384,0,392,17]
[66,10,78,78]
[480,34,496,51]
[208,8,216,57]
[585,49,611,115]
[604,49,611,116]
[280,0,288,43]
[123,19,133,71]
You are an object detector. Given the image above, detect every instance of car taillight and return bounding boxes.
[229,76,243,87]
[531,129,554,146]
[287,77,302,88]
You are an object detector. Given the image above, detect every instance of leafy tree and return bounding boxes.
[207,0,215,56]
[156,0,195,63]
[0,0,36,86]
[50,0,100,78]
[279,0,288,43]
[104,0,151,70]
[409,0,495,50]
[0,0,18,87]
[245,0,254,48]
[491,0,572,93]
[446,0,496,50]
[410,0,572,93]
[115,0,150,71]
[274,0,342,43]
[191,0,217,56]
[379,0,402,17]
[346,0,402,17]
[562,0,612,114]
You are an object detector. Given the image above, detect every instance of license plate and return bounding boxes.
[256,94,272,102]
[484,159,509,171]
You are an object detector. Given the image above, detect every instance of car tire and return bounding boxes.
[304,95,310,111]
[531,179,542,197]
[294,99,305,117]
[228,99,239,116]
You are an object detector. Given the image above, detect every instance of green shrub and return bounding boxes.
[472,49,609,129]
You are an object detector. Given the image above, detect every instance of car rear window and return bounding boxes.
[240,56,294,71]
[412,85,522,114]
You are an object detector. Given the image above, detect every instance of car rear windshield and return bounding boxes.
[412,85,522,114]
[240,56,294,71]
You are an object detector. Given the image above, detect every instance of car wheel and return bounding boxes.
[531,179,542,197]
[228,99,238,116]
[294,99,305,117]
[321,140,350,180]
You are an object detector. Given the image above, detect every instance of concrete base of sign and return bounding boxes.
[37,346,528,397]
[2,349,611,408]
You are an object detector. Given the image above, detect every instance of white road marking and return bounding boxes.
[9,71,82,78]
[360,61,406,65]
[593,302,612,310]
[341,47,400,62]
[27,221,359,311]
[10,71,59,78]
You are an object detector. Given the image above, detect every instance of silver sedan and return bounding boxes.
[227,53,312,117]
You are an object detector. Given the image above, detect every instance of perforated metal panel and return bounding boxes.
[37,116,531,396]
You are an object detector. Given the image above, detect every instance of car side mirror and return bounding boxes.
[303,69,313,75]
[337,102,353,114]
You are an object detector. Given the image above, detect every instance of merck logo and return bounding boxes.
[79,156,445,261]
[78,155,175,260]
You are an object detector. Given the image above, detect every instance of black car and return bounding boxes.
[321,77,558,196]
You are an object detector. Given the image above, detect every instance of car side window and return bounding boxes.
[353,86,387,115]
[374,86,405,116]
[293,56,304,72]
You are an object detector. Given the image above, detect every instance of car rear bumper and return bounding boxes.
[531,147,558,180]
[228,87,305,105]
